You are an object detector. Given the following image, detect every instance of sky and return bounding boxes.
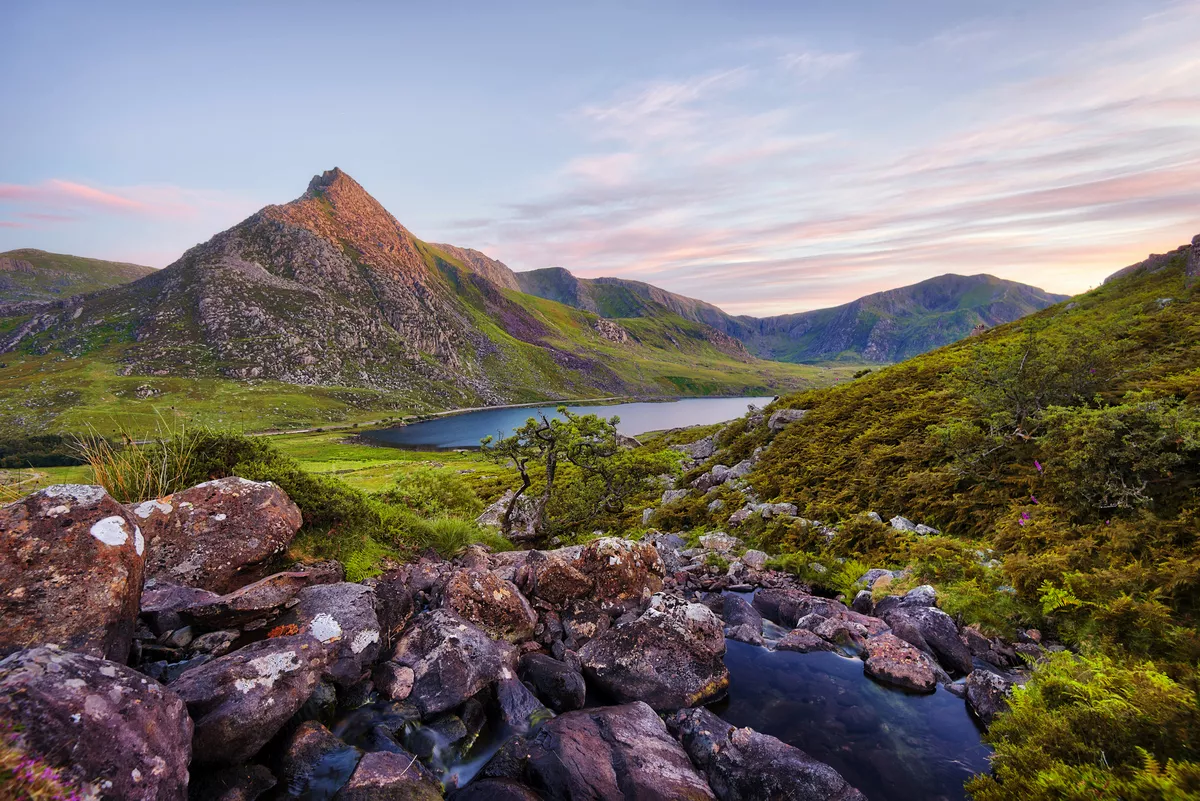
[2,1,1199,315]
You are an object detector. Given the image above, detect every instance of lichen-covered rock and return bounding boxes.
[334,750,443,801]
[767,408,808,432]
[180,569,335,631]
[274,582,381,688]
[0,645,192,801]
[740,549,769,570]
[776,628,836,654]
[699,532,740,552]
[0,485,145,661]
[133,477,302,593]
[576,537,664,613]
[515,550,593,607]
[669,707,864,801]
[363,568,416,648]
[965,669,1014,727]
[499,702,715,800]
[862,633,937,693]
[476,490,542,542]
[373,662,415,701]
[141,581,221,635]
[517,653,586,713]
[385,609,515,716]
[438,568,537,642]
[171,634,328,766]
[579,594,728,711]
[880,605,972,675]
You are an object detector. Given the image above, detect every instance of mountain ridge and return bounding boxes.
[0,249,155,305]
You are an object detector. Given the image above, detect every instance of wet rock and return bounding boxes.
[277,720,360,799]
[189,764,277,801]
[386,609,515,716]
[517,653,586,713]
[516,550,593,608]
[0,485,145,660]
[334,750,443,801]
[851,590,873,615]
[767,408,808,432]
[373,662,415,701]
[181,570,333,631]
[141,582,220,635]
[509,701,715,800]
[669,706,865,801]
[275,582,382,688]
[0,645,192,801]
[438,568,538,643]
[752,589,843,628]
[579,594,728,711]
[576,537,664,613]
[721,595,764,645]
[699,532,740,552]
[813,616,870,652]
[172,634,328,766]
[966,669,1013,727]
[496,675,553,734]
[776,629,836,653]
[880,605,972,675]
[451,778,541,800]
[862,633,937,693]
[134,477,302,593]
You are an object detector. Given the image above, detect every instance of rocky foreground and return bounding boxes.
[0,477,1049,800]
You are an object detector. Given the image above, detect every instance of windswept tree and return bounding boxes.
[481,407,672,538]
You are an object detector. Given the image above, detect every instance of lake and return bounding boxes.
[362,396,776,449]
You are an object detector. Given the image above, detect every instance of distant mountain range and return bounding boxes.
[0,167,1070,432]
[0,249,154,306]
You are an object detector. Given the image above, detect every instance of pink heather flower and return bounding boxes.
[1018,519,1026,526]
[1030,495,1038,504]
[1034,460,1043,472]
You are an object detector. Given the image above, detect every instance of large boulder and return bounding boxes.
[518,653,586,713]
[133,477,302,593]
[575,537,664,612]
[752,589,843,628]
[966,669,1014,727]
[861,633,938,693]
[385,609,515,716]
[880,605,972,675]
[720,594,764,646]
[669,707,864,801]
[494,701,716,800]
[437,568,538,643]
[579,594,728,711]
[0,485,145,661]
[274,582,382,687]
[767,408,808,432]
[171,634,328,766]
[515,549,593,607]
[334,750,443,801]
[0,645,192,801]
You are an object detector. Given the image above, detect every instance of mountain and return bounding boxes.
[512,269,1068,363]
[0,169,832,433]
[0,249,154,305]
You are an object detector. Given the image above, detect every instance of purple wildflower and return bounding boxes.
[1030,495,1038,504]
[1034,460,1043,472]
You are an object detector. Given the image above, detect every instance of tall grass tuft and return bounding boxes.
[74,421,202,503]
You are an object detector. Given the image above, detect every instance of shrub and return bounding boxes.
[967,651,1200,800]
[374,466,483,518]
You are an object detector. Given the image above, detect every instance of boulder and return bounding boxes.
[880,605,972,675]
[515,550,593,607]
[0,485,145,661]
[721,594,764,645]
[386,609,515,716]
[171,634,328,766]
[699,532,740,552]
[277,720,361,799]
[669,707,864,801]
[373,662,415,701]
[776,629,836,654]
[189,764,277,801]
[579,594,729,711]
[496,674,553,734]
[438,568,538,642]
[752,589,843,628]
[476,490,542,541]
[0,645,192,801]
[134,477,302,593]
[966,669,1014,727]
[363,568,415,648]
[851,590,873,615]
[862,633,937,693]
[767,408,808,432]
[740,549,769,570]
[889,516,918,532]
[871,584,937,617]
[518,653,586,713]
[501,702,716,800]
[334,750,443,801]
[275,582,382,687]
[662,488,690,504]
[691,464,732,492]
[576,537,664,613]
[141,581,221,635]
[671,434,716,461]
[560,600,612,649]
[180,570,334,631]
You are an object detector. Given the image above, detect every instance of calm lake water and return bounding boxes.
[713,640,992,801]
[362,396,775,449]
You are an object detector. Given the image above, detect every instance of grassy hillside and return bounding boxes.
[0,249,155,303]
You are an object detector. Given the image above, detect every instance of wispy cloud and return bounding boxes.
[445,4,1200,315]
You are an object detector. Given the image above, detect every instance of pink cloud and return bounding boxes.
[0,179,247,222]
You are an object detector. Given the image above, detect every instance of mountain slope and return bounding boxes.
[514,268,1068,363]
[0,169,833,433]
[0,249,154,304]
